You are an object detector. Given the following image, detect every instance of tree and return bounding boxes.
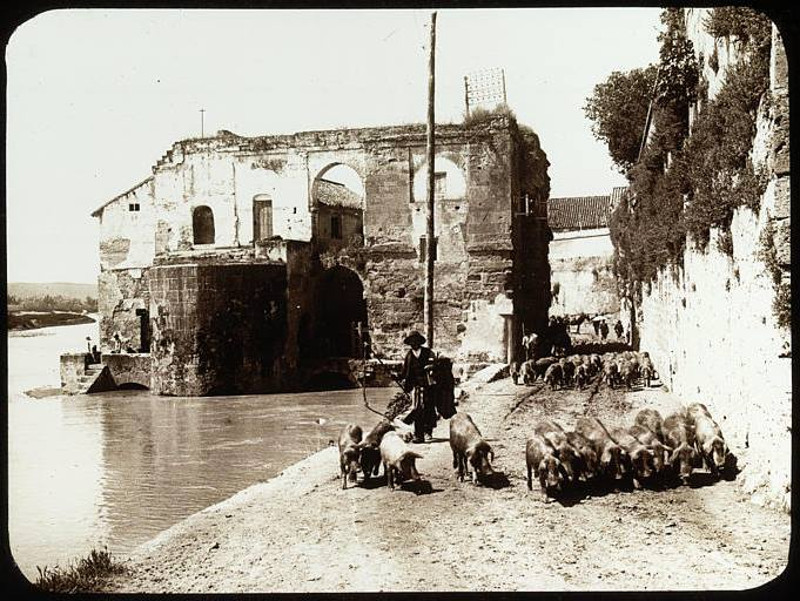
[583,65,658,174]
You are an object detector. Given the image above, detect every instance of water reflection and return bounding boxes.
[7,320,393,581]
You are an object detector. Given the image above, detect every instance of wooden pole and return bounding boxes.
[424,11,437,347]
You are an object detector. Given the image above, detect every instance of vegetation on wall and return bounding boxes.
[587,7,772,291]
[758,222,792,329]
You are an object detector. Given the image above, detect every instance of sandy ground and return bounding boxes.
[101,374,790,593]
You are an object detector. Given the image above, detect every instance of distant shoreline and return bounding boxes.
[7,311,96,331]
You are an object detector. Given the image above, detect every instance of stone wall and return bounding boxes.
[549,228,618,315]
[149,261,288,396]
[103,353,152,389]
[97,268,150,353]
[635,14,791,512]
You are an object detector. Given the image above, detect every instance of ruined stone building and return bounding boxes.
[91,115,551,395]
[547,187,625,316]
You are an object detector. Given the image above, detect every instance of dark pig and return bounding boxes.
[380,431,423,490]
[575,416,629,482]
[575,364,588,390]
[534,419,583,482]
[449,413,495,484]
[663,412,698,485]
[560,358,575,388]
[526,434,568,498]
[634,408,665,442]
[544,362,563,390]
[534,357,558,380]
[629,424,672,477]
[617,361,635,390]
[358,418,395,481]
[520,360,536,384]
[609,426,655,487]
[603,362,619,388]
[338,423,363,489]
[566,430,600,481]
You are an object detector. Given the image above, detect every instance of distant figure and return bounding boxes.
[92,345,101,364]
[523,332,538,361]
[112,333,122,354]
[592,317,600,336]
[599,320,609,340]
[86,336,93,353]
[614,320,624,340]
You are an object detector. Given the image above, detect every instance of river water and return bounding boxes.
[7,318,394,582]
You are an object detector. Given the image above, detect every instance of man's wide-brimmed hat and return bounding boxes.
[403,330,426,346]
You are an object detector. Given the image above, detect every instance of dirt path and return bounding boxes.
[102,376,790,593]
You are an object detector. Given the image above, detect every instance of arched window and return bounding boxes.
[193,206,215,245]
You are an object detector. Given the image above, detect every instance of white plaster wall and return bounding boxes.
[459,293,512,362]
[98,179,156,270]
[549,228,613,259]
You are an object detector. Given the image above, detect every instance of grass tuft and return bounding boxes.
[34,547,127,593]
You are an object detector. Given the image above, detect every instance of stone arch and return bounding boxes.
[311,163,365,251]
[312,265,368,358]
[192,205,215,245]
[413,155,467,201]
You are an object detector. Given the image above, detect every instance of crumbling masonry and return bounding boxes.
[92,115,551,395]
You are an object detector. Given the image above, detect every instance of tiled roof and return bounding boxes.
[547,195,614,231]
[314,178,363,209]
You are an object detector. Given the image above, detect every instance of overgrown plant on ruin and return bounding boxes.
[586,7,783,323]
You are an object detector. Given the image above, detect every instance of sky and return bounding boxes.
[6,8,662,284]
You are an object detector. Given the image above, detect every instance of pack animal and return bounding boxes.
[449,413,494,484]
[380,431,423,490]
[338,423,363,489]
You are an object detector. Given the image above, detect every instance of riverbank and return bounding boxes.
[98,373,790,593]
[7,311,95,331]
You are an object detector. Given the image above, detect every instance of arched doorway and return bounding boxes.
[314,266,368,358]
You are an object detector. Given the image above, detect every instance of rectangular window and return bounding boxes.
[331,214,342,239]
[128,203,140,212]
[253,199,273,241]
[434,172,447,198]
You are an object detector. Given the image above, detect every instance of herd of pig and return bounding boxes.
[337,412,495,490]
[338,402,730,499]
[514,350,658,390]
[527,403,730,497]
